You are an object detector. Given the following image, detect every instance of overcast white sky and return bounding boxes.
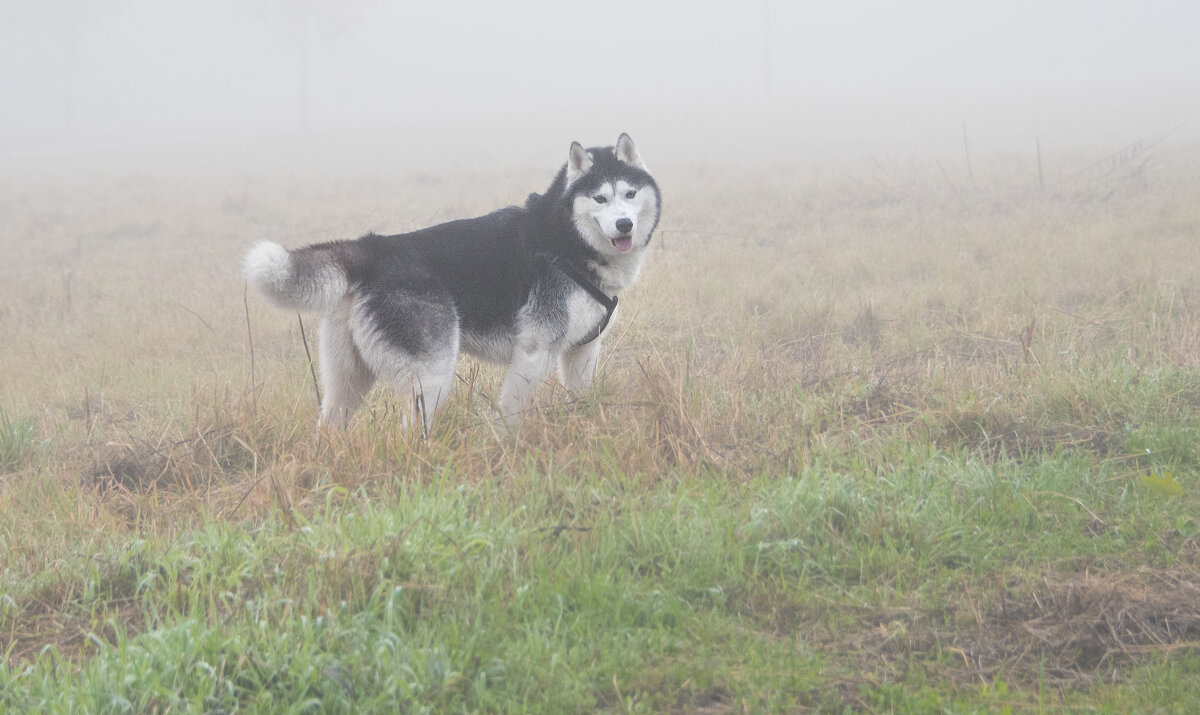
[1,0,1197,160]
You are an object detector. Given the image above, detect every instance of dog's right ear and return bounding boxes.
[566,141,592,184]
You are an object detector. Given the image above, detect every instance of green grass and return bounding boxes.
[0,406,39,474]
[2,138,1200,711]
[3,446,1197,711]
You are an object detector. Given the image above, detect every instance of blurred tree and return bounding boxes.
[2,1,118,136]
[249,0,372,133]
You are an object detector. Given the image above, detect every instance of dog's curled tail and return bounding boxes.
[243,241,353,313]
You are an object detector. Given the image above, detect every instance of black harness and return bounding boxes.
[543,254,618,345]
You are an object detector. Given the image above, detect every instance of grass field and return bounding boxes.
[2,133,1200,712]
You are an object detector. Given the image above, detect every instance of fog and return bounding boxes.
[1,0,1198,165]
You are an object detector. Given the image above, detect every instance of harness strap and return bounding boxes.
[543,254,618,345]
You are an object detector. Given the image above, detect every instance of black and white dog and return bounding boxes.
[243,134,661,430]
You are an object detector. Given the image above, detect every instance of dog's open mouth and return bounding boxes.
[611,236,633,252]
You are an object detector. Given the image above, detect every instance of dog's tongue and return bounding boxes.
[613,236,633,252]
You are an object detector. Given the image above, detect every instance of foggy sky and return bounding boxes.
[1,0,1198,160]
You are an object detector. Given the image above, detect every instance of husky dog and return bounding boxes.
[243,134,660,431]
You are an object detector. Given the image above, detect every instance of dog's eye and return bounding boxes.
[593,195,607,204]
[625,190,637,199]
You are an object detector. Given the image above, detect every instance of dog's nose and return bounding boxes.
[615,218,633,234]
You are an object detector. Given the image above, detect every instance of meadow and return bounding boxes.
[1,132,1199,712]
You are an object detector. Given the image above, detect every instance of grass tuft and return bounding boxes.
[0,407,39,474]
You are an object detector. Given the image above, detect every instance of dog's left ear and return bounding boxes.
[615,133,647,170]
[566,141,592,184]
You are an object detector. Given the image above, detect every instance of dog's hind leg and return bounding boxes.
[318,297,376,429]
[407,350,457,435]
[350,290,460,435]
[499,343,554,426]
[558,339,601,394]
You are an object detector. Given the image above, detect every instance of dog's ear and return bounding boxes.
[566,141,592,183]
[615,133,646,170]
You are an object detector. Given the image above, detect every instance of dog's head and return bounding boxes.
[565,134,661,258]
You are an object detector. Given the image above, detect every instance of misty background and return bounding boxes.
[1,0,1198,167]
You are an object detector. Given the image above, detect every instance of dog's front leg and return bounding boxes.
[499,345,553,426]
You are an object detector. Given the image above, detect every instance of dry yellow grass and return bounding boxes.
[2,137,1198,529]
[2,134,1200,708]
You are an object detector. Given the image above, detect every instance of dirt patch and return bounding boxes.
[86,423,258,495]
[1,547,159,665]
[2,596,146,665]
[815,567,1200,689]
[983,568,1200,681]
[930,398,1120,462]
